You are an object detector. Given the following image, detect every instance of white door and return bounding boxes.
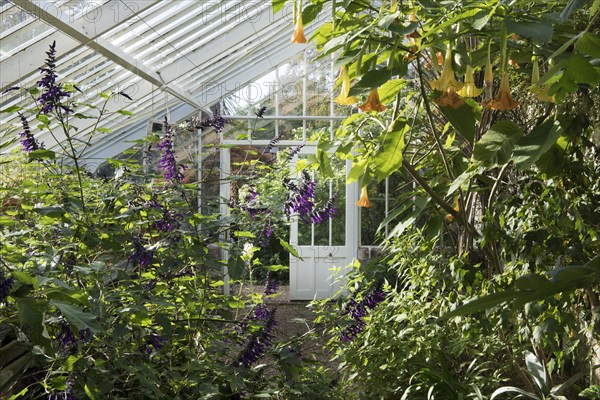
[289,151,358,300]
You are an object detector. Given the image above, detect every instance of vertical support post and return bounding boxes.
[220,147,231,295]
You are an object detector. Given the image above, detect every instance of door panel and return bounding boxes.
[290,151,357,300]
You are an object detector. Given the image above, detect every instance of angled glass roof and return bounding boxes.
[1,0,331,166]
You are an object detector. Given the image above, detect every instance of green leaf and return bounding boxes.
[592,0,600,16]
[11,271,35,285]
[279,238,301,259]
[116,109,134,116]
[440,102,478,143]
[34,206,64,218]
[525,351,549,394]
[560,0,589,21]
[347,157,368,184]
[575,32,600,58]
[302,3,323,25]
[51,301,102,333]
[36,114,50,125]
[234,231,255,238]
[472,120,523,167]
[84,381,100,400]
[443,290,522,318]
[505,19,553,43]
[0,105,22,113]
[377,79,406,105]
[272,0,287,14]
[564,54,600,84]
[0,216,16,226]
[512,120,563,169]
[374,119,407,180]
[27,149,55,161]
[491,386,539,399]
[16,298,51,349]
[349,69,392,95]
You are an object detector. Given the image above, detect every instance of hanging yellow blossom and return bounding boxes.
[530,57,555,103]
[356,187,373,208]
[445,196,460,222]
[427,47,463,92]
[291,15,307,44]
[457,65,482,98]
[435,87,464,108]
[359,88,387,112]
[334,66,358,105]
[486,72,518,110]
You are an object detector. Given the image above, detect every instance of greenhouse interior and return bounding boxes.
[0,0,599,398]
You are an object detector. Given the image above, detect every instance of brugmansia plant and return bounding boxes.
[276,0,600,398]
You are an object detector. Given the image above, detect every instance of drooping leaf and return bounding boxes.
[27,149,55,161]
[575,32,600,58]
[512,120,563,169]
[272,0,287,14]
[51,301,102,333]
[564,54,600,84]
[472,120,523,167]
[506,19,554,43]
[374,119,407,180]
[16,298,51,349]
[525,351,549,394]
[440,102,478,143]
[349,69,392,95]
[377,79,406,105]
[559,0,590,21]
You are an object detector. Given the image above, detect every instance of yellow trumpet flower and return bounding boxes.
[356,187,373,208]
[334,66,358,105]
[427,47,463,92]
[486,72,518,110]
[359,88,387,112]
[457,65,482,98]
[531,57,555,103]
[435,87,465,109]
[291,15,307,44]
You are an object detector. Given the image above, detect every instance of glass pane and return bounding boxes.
[223,119,249,140]
[279,119,304,140]
[251,120,276,140]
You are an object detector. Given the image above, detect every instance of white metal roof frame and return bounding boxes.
[1,0,329,165]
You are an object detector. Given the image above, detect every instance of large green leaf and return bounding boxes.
[272,0,286,14]
[16,298,51,350]
[575,32,600,58]
[440,102,478,143]
[506,19,554,43]
[51,301,102,333]
[374,119,408,180]
[378,79,406,105]
[564,54,600,84]
[472,120,523,167]
[512,120,563,169]
[349,69,393,95]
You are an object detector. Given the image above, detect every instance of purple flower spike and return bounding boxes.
[237,307,277,368]
[130,241,153,267]
[264,273,279,296]
[17,112,43,153]
[56,320,78,349]
[37,41,72,115]
[158,117,185,182]
[144,333,166,354]
[340,285,385,342]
